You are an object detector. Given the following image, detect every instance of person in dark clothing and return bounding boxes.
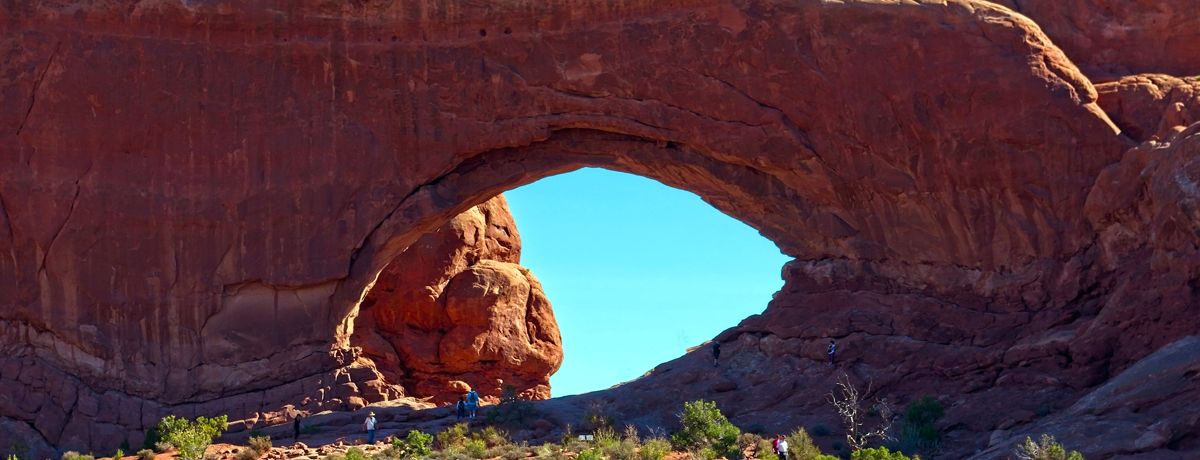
[456,395,467,419]
[712,341,721,367]
[827,339,837,367]
[293,414,302,440]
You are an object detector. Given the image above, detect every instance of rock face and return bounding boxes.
[1,0,1198,458]
[352,195,562,404]
[987,0,1200,79]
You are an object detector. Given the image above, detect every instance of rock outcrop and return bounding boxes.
[1,0,1198,458]
[353,196,562,404]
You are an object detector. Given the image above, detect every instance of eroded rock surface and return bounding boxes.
[1,0,1198,458]
[988,0,1200,79]
[353,196,562,404]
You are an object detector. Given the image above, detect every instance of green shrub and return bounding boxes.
[235,449,259,460]
[1013,435,1084,460]
[155,415,227,460]
[671,400,740,459]
[476,426,510,448]
[391,430,434,458]
[438,423,471,450]
[787,428,828,460]
[7,453,19,460]
[897,397,943,454]
[465,439,488,459]
[344,448,369,460]
[577,447,608,460]
[61,452,94,460]
[755,439,778,460]
[247,435,272,456]
[135,450,153,460]
[639,438,670,460]
[584,401,616,432]
[595,426,621,451]
[152,442,171,455]
[850,447,909,460]
[689,447,718,460]
[535,443,559,458]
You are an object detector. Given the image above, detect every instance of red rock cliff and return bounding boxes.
[0,0,1197,458]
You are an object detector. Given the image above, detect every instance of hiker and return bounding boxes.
[466,388,480,418]
[456,395,468,420]
[363,411,377,444]
[772,435,781,455]
[293,414,302,440]
[827,339,837,366]
[712,341,721,367]
[777,436,789,460]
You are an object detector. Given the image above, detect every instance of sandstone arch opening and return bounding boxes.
[14,1,1200,457]
[349,167,790,403]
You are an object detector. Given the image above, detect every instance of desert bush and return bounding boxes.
[897,396,942,454]
[689,447,718,460]
[476,426,510,448]
[639,438,671,460]
[247,436,272,456]
[489,442,531,460]
[152,442,171,454]
[487,386,543,427]
[437,423,471,450]
[6,454,18,460]
[61,452,94,460]
[595,426,621,451]
[850,447,909,460]
[583,400,616,432]
[787,428,828,460]
[344,448,369,460]
[672,400,740,459]
[135,449,153,460]
[156,415,228,460]
[464,439,488,459]
[577,447,608,460]
[601,437,637,460]
[235,449,259,460]
[534,443,560,458]
[1013,435,1084,460]
[391,430,434,458]
[754,438,777,460]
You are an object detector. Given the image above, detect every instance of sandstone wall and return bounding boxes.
[1,0,1197,457]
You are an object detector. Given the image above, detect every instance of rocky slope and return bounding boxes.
[1,0,1198,458]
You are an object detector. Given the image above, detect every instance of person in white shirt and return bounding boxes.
[777,437,790,460]
[363,411,377,444]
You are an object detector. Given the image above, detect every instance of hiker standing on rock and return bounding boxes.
[466,388,480,419]
[827,339,837,367]
[363,411,377,444]
[456,395,468,420]
[712,341,721,367]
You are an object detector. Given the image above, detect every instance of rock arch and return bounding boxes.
[5,0,1198,457]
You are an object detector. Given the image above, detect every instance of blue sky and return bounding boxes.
[504,167,791,397]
